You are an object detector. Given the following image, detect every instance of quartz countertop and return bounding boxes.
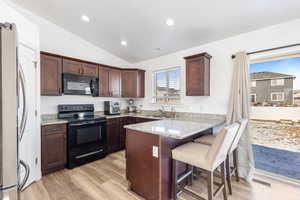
[124,118,225,139]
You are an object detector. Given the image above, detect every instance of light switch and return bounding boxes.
[152,146,158,158]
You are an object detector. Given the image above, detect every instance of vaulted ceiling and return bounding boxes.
[10,0,300,63]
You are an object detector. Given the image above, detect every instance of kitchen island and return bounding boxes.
[125,118,224,200]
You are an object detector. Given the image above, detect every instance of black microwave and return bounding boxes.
[63,73,99,96]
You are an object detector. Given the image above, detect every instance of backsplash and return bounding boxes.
[40,96,133,114]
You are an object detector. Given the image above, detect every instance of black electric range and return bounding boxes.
[58,104,107,169]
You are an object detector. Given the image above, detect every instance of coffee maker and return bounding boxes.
[127,99,137,113]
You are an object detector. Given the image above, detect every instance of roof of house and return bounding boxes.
[251,72,296,80]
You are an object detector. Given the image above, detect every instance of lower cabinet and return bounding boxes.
[107,116,156,153]
[41,124,67,175]
[107,118,121,153]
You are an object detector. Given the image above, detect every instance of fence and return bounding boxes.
[251,106,300,121]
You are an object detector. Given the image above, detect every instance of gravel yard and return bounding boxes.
[250,120,300,152]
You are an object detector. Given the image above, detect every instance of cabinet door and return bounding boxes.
[137,70,145,98]
[185,53,211,96]
[122,71,137,97]
[107,118,121,153]
[109,69,121,97]
[98,66,110,97]
[82,63,98,77]
[40,54,62,96]
[62,58,82,75]
[41,124,67,175]
[119,117,127,149]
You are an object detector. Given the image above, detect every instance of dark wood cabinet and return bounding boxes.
[62,58,82,75]
[98,67,121,97]
[135,117,156,123]
[98,66,110,97]
[40,53,62,96]
[63,58,98,76]
[122,70,145,98]
[109,69,121,97]
[82,63,98,77]
[119,117,127,149]
[184,52,212,96]
[41,51,146,98]
[126,130,160,200]
[107,118,121,153]
[41,124,67,175]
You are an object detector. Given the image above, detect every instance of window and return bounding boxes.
[250,94,256,103]
[271,92,284,101]
[271,79,284,86]
[153,68,181,103]
[251,81,256,87]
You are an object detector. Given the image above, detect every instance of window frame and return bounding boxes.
[271,79,284,86]
[270,92,284,101]
[153,67,182,104]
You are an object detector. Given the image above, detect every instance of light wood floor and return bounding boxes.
[21,151,300,200]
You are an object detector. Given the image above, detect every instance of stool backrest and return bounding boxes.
[206,122,240,170]
[228,118,248,154]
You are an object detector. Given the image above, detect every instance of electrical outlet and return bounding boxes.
[152,146,158,158]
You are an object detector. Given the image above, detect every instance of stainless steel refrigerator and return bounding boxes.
[0,23,29,200]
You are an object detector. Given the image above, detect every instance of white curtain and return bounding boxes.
[226,51,255,181]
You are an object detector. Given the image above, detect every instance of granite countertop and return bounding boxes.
[41,112,159,126]
[124,118,225,139]
[41,118,69,126]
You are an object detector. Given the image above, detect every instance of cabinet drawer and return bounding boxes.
[42,124,67,135]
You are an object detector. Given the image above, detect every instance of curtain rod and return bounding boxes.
[231,43,300,59]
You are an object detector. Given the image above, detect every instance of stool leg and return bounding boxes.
[233,149,240,182]
[226,155,232,195]
[188,165,194,186]
[221,161,228,200]
[207,171,213,200]
[172,159,178,200]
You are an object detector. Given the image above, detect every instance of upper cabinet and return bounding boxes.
[109,69,122,97]
[63,58,98,77]
[40,51,145,98]
[122,70,145,98]
[98,65,122,97]
[82,63,98,77]
[40,53,62,96]
[98,65,110,97]
[184,53,212,96]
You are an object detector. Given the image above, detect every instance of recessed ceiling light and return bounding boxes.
[121,40,127,46]
[166,18,175,26]
[81,15,90,22]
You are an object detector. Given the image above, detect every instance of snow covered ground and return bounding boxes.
[250,120,300,152]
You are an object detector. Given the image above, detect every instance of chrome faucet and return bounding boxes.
[158,105,167,117]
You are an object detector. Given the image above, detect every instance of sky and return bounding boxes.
[250,57,300,89]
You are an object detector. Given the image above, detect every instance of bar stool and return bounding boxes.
[171,123,240,200]
[194,119,248,194]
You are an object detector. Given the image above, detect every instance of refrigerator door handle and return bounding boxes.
[18,160,30,191]
[18,65,28,141]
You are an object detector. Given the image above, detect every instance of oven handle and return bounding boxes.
[69,120,106,126]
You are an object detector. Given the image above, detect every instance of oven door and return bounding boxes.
[68,119,106,149]
[63,73,99,96]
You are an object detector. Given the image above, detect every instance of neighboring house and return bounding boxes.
[250,72,295,106]
[293,89,300,105]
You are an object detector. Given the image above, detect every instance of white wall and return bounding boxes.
[5,0,134,114]
[135,18,300,115]
[251,106,300,121]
